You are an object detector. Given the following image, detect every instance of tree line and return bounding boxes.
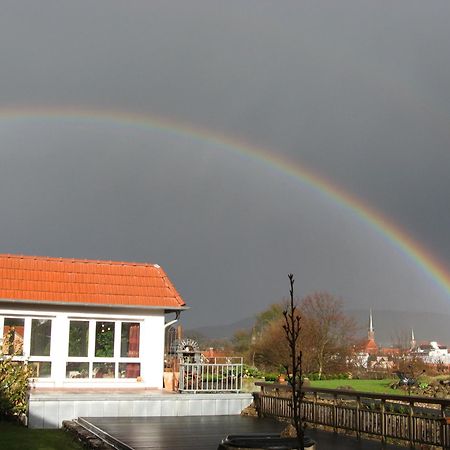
[187,292,359,379]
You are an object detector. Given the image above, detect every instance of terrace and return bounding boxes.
[73,415,406,450]
[55,383,450,449]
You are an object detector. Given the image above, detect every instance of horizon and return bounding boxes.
[184,307,450,347]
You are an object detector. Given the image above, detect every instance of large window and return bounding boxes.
[66,319,141,380]
[1,316,52,378]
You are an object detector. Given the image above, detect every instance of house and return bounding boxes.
[411,341,450,365]
[0,254,187,389]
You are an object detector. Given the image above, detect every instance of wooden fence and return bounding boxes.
[254,382,450,448]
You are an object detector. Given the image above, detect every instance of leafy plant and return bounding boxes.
[243,365,263,378]
[0,334,32,419]
[95,326,114,357]
[262,372,279,382]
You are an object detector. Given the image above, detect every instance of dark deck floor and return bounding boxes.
[81,416,406,450]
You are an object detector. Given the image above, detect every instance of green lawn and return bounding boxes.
[309,378,404,395]
[0,421,84,450]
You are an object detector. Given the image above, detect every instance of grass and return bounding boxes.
[0,421,84,450]
[308,378,405,395]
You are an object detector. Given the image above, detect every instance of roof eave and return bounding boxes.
[0,298,189,312]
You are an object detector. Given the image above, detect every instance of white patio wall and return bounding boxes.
[28,392,254,428]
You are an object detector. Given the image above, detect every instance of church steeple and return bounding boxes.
[410,328,416,350]
[368,308,375,341]
[364,308,378,355]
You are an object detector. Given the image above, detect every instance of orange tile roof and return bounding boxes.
[0,254,186,309]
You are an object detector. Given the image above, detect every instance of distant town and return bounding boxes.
[184,300,450,379]
[356,309,450,371]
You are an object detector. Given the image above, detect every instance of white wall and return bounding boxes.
[0,303,168,389]
[140,314,165,388]
[28,392,254,428]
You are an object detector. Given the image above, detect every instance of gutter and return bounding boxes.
[0,297,189,313]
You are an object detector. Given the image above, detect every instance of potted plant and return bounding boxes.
[277,373,286,383]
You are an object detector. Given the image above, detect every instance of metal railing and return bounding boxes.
[254,382,450,448]
[178,357,243,393]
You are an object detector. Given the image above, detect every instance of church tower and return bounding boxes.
[410,328,416,350]
[368,308,375,341]
[364,309,378,355]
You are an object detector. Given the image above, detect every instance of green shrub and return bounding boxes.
[0,353,32,419]
[243,365,263,378]
[307,372,349,381]
[263,373,279,382]
[306,373,318,381]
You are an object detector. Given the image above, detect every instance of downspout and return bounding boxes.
[163,311,181,391]
[164,311,181,329]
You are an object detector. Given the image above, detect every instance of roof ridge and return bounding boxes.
[0,286,171,298]
[0,253,157,267]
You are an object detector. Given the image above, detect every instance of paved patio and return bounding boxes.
[79,415,406,449]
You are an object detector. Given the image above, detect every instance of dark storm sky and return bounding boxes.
[1,1,450,328]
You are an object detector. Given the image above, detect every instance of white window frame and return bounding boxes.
[0,315,54,378]
[65,318,142,380]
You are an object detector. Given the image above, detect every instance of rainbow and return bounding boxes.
[1,105,450,298]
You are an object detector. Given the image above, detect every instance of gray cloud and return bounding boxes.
[1,1,450,327]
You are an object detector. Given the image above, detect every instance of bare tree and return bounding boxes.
[300,292,357,379]
[392,329,413,354]
[252,292,357,379]
[282,274,304,450]
[253,319,287,370]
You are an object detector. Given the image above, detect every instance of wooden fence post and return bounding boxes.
[356,395,361,440]
[253,392,261,418]
[409,400,414,449]
[380,398,386,446]
[313,391,317,428]
[333,393,338,434]
[441,403,450,450]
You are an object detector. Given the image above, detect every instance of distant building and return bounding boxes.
[411,341,450,365]
[363,309,378,355]
[353,312,450,371]
[410,328,416,350]
[353,309,379,369]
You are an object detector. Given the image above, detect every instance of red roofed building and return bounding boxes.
[363,309,378,355]
[0,254,187,389]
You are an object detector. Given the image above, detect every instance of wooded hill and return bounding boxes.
[187,309,450,346]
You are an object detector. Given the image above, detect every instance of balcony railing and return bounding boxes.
[178,357,243,393]
[254,382,450,449]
